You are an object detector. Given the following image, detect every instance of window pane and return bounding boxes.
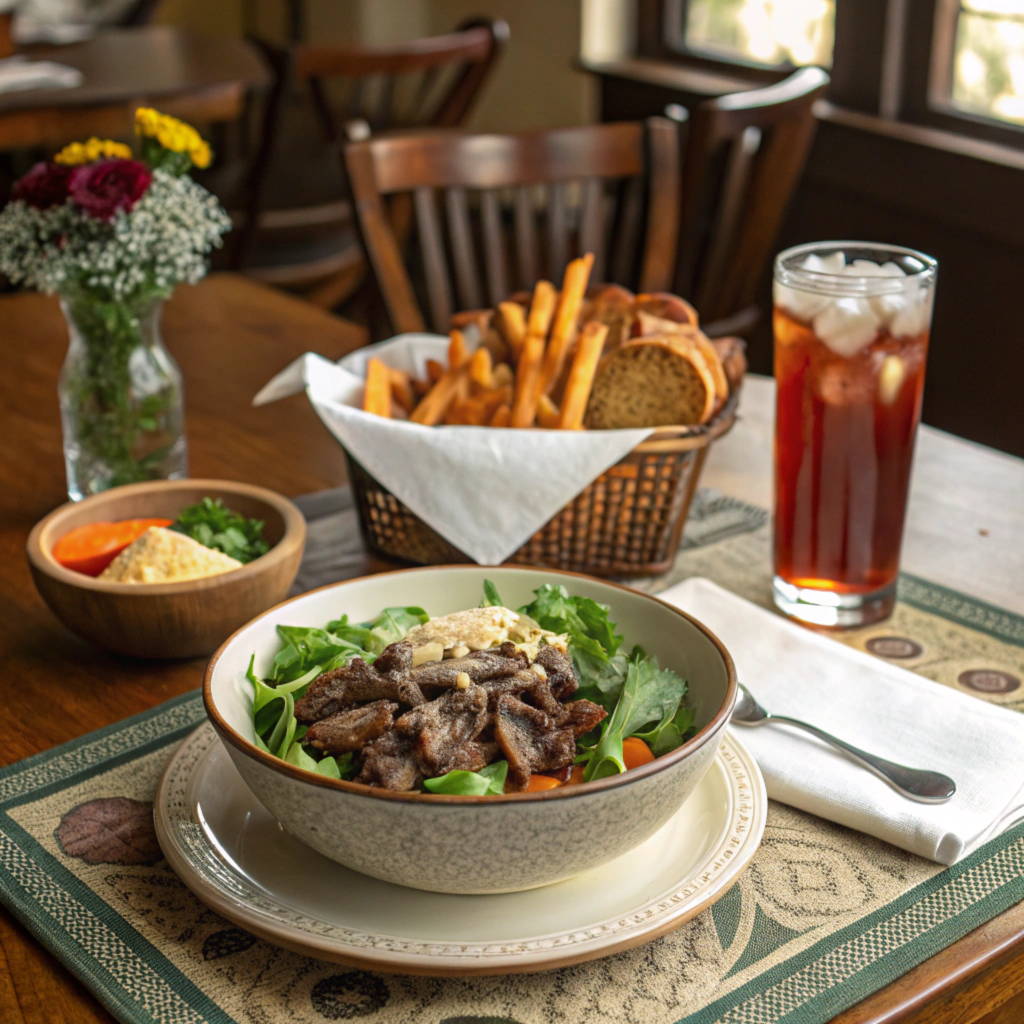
[952,8,1024,125]
[684,0,835,67]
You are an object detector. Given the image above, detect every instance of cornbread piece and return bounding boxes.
[494,694,578,791]
[356,731,422,791]
[294,642,426,724]
[304,700,399,755]
[585,334,717,428]
[99,527,242,583]
[396,685,489,775]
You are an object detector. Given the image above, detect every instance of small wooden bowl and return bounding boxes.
[27,479,306,659]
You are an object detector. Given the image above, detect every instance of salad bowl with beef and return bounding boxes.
[204,566,736,894]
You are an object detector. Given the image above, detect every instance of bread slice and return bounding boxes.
[585,334,717,428]
[634,292,699,327]
[633,314,730,411]
[583,284,636,353]
[712,335,747,396]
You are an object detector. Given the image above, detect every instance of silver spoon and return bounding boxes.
[730,682,957,804]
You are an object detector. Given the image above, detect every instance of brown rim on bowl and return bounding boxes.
[203,564,738,805]
[26,478,306,596]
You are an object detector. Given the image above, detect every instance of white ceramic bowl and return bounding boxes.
[204,566,737,894]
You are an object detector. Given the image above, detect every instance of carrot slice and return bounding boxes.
[564,765,586,787]
[622,736,656,770]
[53,518,173,576]
[525,774,562,792]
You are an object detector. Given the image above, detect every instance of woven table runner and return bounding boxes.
[2,513,1023,1024]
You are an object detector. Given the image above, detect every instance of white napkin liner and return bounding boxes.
[254,335,653,565]
[659,577,1024,864]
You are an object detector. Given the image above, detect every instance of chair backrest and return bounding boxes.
[344,117,682,334]
[670,66,829,326]
[285,18,508,141]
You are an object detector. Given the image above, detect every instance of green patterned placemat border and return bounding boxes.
[0,571,1020,1024]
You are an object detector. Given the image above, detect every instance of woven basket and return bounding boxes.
[347,390,740,577]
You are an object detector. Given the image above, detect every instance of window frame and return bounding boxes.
[659,0,834,74]
[635,0,1024,150]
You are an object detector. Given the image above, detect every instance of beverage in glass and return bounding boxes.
[772,242,937,627]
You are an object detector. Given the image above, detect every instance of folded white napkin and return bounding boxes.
[659,577,1024,864]
[0,56,83,94]
[254,337,652,565]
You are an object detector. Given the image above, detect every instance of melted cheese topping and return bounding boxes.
[99,527,243,584]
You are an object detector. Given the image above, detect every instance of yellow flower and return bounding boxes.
[54,137,133,166]
[135,107,211,168]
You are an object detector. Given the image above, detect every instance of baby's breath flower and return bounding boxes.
[0,170,231,302]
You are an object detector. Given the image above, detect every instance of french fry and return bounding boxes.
[496,301,527,362]
[448,329,469,370]
[411,365,469,426]
[388,367,414,414]
[526,281,557,339]
[539,253,594,396]
[492,362,514,389]
[490,403,512,427]
[536,393,561,430]
[510,282,556,428]
[511,333,545,427]
[363,358,392,418]
[426,358,444,384]
[412,376,431,398]
[558,321,608,430]
[468,347,494,391]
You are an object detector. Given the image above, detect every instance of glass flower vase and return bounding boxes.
[58,291,187,500]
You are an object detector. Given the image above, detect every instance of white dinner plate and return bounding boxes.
[155,723,766,976]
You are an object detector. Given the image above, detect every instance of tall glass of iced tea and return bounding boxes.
[773,242,937,627]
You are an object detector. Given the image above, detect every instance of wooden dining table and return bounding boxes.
[0,273,1022,1024]
[0,26,269,151]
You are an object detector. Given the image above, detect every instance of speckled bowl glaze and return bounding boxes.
[204,566,737,895]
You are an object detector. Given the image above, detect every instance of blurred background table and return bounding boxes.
[0,275,1022,1024]
[0,26,269,150]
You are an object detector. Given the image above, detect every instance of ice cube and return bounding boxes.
[815,360,876,406]
[891,294,931,337]
[813,298,881,357]
[774,282,828,322]
[877,355,906,405]
[803,251,846,275]
[845,259,905,278]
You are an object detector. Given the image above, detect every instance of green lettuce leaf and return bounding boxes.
[480,580,504,607]
[585,654,688,781]
[422,760,508,796]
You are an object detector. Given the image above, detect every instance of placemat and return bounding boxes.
[2,524,1023,1024]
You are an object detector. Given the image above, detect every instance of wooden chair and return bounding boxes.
[668,66,829,336]
[220,18,507,310]
[343,117,682,335]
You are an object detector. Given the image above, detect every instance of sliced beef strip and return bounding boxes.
[396,685,490,776]
[560,698,608,738]
[446,740,500,773]
[356,730,422,791]
[409,642,528,691]
[304,700,399,755]
[493,693,577,791]
[478,667,542,709]
[294,642,427,724]
[534,644,577,700]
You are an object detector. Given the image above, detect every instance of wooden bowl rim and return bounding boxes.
[26,478,306,597]
[203,564,739,806]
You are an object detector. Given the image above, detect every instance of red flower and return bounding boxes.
[69,159,152,221]
[12,162,73,209]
